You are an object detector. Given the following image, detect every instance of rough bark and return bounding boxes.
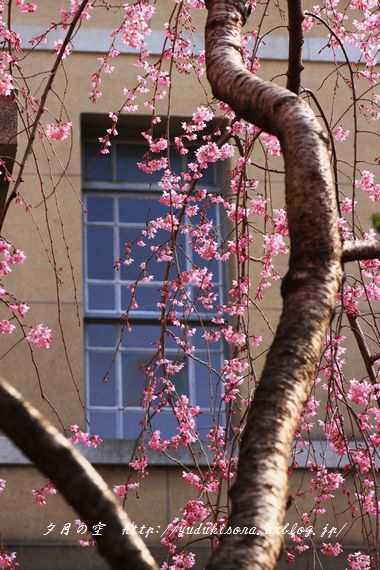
[342,239,380,262]
[205,2,342,569]
[0,95,17,226]
[0,378,158,570]
[286,0,304,94]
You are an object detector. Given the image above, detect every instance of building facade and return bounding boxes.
[0,1,378,569]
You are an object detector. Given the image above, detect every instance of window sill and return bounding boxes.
[0,436,214,467]
[0,436,375,468]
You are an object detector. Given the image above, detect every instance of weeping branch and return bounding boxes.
[0,378,158,570]
[347,316,379,389]
[205,1,342,568]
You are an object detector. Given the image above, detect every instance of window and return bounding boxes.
[83,124,226,440]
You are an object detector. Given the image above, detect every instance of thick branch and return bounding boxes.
[286,0,304,94]
[0,378,158,570]
[205,2,342,569]
[342,239,380,263]
[0,95,17,223]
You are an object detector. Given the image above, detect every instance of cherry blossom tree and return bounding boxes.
[0,1,380,569]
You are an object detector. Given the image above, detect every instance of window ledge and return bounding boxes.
[0,436,214,467]
[1,436,377,469]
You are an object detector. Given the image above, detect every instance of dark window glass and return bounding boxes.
[87,324,117,348]
[90,411,117,438]
[88,284,115,311]
[87,226,114,280]
[89,352,116,406]
[84,143,112,181]
[86,196,114,222]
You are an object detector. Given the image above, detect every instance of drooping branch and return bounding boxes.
[205,1,342,569]
[0,0,90,232]
[0,378,158,570]
[347,315,379,389]
[286,0,304,94]
[342,239,380,263]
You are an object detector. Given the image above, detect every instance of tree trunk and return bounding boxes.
[205,1,342,568]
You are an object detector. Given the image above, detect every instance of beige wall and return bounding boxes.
[0,1,378,565]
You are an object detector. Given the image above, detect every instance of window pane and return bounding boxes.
[121,324,177,350]
[88,351,116,406]
[86,196,113,222]
[88,284,115,311]
[123,411,145,439]
[87,226,114,279]
[120,228,167,281]
[117,145,166,183]
[196,411,219,436]
[122,353,150,407]
[194,356,222,408]
[119,197,166,224]
[89,411,117,438]
[151,412,178,439]
[171,360,189,397]
[84,143,112,181]
[87,324,117,348]
[122,285,160,312]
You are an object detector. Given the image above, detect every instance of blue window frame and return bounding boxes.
[83,137,226,439]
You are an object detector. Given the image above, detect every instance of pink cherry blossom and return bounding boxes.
[45,122,72,141]
[0,320,15,335]
[333,126,350,141]
[26,324,52,349]
[0,74,14,96]
[321,542,342,556]
[347,552,371,569]
[0,551,18,570]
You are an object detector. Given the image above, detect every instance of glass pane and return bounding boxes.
[88,351,116,406]
[171,359,189,397]
[196,411,220,436]
[87,324,117,348]
[88,284,115,311]
[154,358,189,398]
[122,353,150,407]
[122,285,160,313]
[120,228,167,281]
[151,412,178,439]
[121,324,177,350]
[117,145,166,183]
[123,411,145,439]
[86,226,114,279]
[89,411,117,439]
[119,197,167,225]
[194,355,222,408]
[84,142,112,181]
[86,196,113,222]
[167,152,184,175]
